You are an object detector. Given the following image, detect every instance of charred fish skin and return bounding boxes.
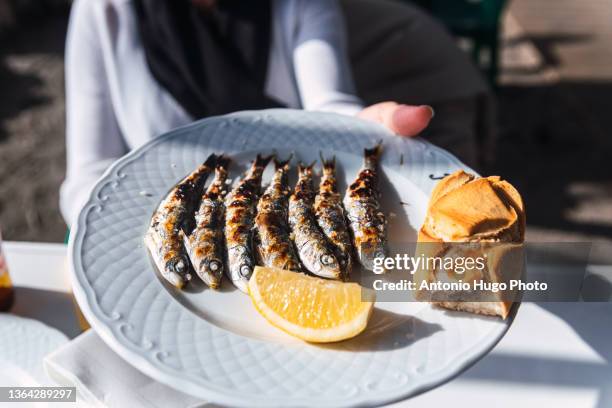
[183,156,231,289]
[255,157,302,271]
[314,156,353,278]
[145,154,217,288]
[344,144,388,272]
[224,154,272,292]
[289,163,342,279]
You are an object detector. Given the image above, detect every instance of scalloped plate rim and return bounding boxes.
[69,109,513,407]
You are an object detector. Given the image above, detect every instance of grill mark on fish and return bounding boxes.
[183,156,231,289]
[224,154,272,292]
[255,157,302,271]
[145,154,217,288]
[289,162,342,279]
[344,144,388,272]
[314,155,353,278]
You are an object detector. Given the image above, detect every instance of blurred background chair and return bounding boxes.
[410,0,508,86]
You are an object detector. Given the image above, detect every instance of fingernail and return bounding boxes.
[423,105,435,118]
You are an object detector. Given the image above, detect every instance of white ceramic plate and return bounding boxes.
[0,314,68,386]
[70,110,513,407]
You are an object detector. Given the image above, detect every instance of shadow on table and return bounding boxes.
[461,302,612,408]
[10,287,81,339]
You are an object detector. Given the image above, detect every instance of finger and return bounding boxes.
[385,105,434,137]
[357,101,399,123]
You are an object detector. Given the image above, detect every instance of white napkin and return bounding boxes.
[44,330,214,408]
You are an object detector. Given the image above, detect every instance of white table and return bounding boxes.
[5,241,612,408]
[5,241,82,339]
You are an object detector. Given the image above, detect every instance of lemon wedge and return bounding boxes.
[248,266,375,343]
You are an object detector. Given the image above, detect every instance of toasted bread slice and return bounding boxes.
[416,171,525,319]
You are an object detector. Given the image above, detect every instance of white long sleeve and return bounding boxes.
[60,0,364,226]
[60,0,128,225]
[293,0,363,115]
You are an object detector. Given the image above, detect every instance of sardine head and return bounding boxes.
[316,253,343,279]
[165,255,192,288]
[164,271,185,288]
[230,263,253,293]
[199,258,224,289]
[240,264,253,278]
[358,244,387,273]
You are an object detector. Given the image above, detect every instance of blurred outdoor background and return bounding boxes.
[0,0,610,261]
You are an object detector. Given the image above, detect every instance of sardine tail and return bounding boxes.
[203,153,218,169]
[319,151,336,170]
[364,143,383,160]
[298,160,316,174]
[215,155,232,171]
[254,154,274,169]
[274,154,293,170]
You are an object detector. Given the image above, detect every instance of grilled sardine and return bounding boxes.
[145,154,217,288]
[289,163,341,279]
[255,157,302,271]
[183,156,231,289]
[344,145,388,272]
[224,154,272,292]
[314,156,353,278]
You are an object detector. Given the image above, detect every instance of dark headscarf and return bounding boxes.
[133,0,283,119]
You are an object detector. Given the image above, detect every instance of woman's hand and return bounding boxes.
[358,102,434,137]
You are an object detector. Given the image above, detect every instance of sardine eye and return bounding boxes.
[175,260,186,273]
[240,265,252,277]
[321,254,336,266]
[209,260,222,273]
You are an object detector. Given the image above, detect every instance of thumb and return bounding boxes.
[384,104,434,137]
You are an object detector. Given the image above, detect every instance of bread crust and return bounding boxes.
[415,171,526,319]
